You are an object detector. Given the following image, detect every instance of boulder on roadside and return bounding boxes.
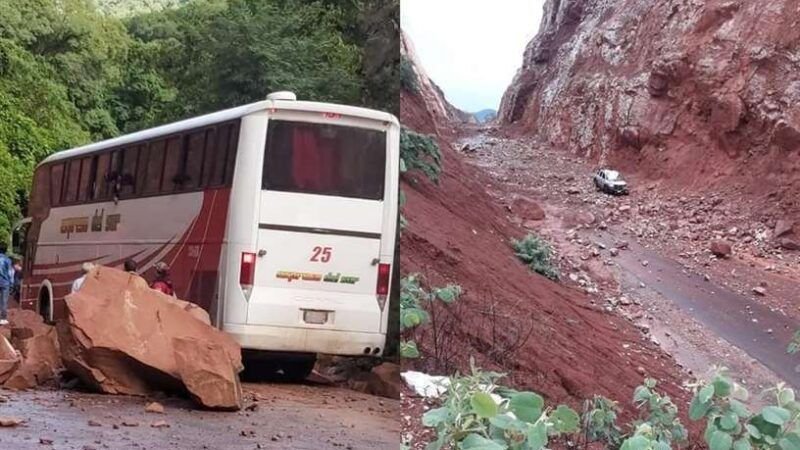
[59,266,243,410]
[0,336,20,384]
[709,240,732,258]
[3,310,62,389]
[348,362,401,399]
[511,197,546,222]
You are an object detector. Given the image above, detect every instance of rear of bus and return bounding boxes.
[221,94,399,361]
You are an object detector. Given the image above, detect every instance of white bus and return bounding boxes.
[21,91,399,377]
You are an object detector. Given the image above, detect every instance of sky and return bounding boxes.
[401,0,544,113]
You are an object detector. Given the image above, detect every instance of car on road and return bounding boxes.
[593,168,629,195]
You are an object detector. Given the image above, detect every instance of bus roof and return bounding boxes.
[39,99,398,166]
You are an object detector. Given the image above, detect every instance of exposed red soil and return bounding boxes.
[400,92,691,418]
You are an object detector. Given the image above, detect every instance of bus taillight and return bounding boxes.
[240,252,256,296]
[376,263,390,310]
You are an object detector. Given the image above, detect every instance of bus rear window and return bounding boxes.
[262,120,386,200]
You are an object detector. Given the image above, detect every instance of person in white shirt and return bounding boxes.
[71,262,96,294]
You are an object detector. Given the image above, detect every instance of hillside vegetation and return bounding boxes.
[0,0,397,242]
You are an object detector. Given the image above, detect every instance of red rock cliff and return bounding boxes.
[499,0,800,204]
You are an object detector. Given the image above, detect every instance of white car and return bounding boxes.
[593,169,629,195]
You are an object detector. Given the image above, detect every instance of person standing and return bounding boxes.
[151,262,174,296]
[71,262,96,294]
[0,243,12,325]
[11,257,22,303]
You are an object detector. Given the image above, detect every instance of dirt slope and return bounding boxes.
[499,0,800,229]
[400,33,689,412]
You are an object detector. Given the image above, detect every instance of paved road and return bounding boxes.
[0,382,398,450]
[591,228,800,387]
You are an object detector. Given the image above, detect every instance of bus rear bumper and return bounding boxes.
[223,323,387,356]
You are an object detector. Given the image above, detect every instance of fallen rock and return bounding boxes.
[151,420,170,429]
[0,335,20,384]
[60,267,243,410]
[0,416,22,427]
[4,310,62,389]
[173,337,243,410]
[752,286,767,296]
[709,240,732,258]
[511,197,546,221]
[366,362,401,399]
[774,220,795,238]
[145,401,165,414]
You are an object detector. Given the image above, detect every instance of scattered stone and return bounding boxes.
[641,260,649,267]
[619,205,631,212]
[752,287,767,296]
[0,416,22,427]
[39,437,53,445]
[610,248,620,257]
[121,420,139,427]
[145,401,164,414]
[567,186,581,194]
[88,420,102,427]
[709,240,732,258]
[151,420,170,429]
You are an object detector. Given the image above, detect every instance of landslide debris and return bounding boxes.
[60,266,244,410]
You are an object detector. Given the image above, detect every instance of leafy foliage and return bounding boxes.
[400,55,419,93]
[422,362,580,450]
[584,396,624,448]
[400,274,461,359]
[400,127,443,183]
[626,378,688,448]
[0,0,394,243]
[511,234,560,281]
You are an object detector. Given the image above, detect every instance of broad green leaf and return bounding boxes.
[471,392,499,419]
[733,438,752,450]
[633,386,651,403]
[709,430,733,450]
[713,377,733,397]
[730,399,750,418]
[779,432,800,450]
[488,414,515,430]
[508,392,544,423]
[745,424,761,439]
[699,384,715,403]
[750,415,780,438]
[620,435,651,450]
[780,388,797,407]
[551,405,580,433]
[459,433,507,450]
[720,413,739,431]
[762,406,791,425]
[654,441,671,450]
[400,341,420,358]
[422,407,450,427]
[425,434,445,450]
[527,421,548,450]
[435,285,461,303]
[689,395,711,420]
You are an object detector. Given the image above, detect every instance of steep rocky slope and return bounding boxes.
[499,0,800,235]
[400,32,689,414]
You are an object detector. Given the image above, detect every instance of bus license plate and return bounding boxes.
[303,310,329,325]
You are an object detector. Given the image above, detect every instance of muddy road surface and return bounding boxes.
[0,383,398,450]
[459,127,800,391]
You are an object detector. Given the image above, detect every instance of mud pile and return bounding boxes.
[400,32,688,412]
[60,266,244,410]
[0,310,62,389]
[498,0,800,230]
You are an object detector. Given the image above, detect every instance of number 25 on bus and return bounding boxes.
[20,91,399,377]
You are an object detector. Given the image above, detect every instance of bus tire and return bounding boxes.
[38,282,54,324]
[279,355,317,382]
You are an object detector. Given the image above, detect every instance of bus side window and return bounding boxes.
[224,123,239,184]
[77,157,94,203]
[64,159,81,204]
[207,124,230,186]
[182,130,205,190]
[119,146,139,198]
[201,127,219,187]
[93,152,111,200]
[50,164,64,206]
[162,136,183,193]
[142,140,165,195]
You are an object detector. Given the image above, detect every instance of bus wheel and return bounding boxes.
[278,355,317,382]
[38,288,53,324]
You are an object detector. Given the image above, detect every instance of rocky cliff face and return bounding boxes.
[401,32,475,134]
[500,0,800,206]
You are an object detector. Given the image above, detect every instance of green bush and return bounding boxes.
[400,56,419,93]
[400,274,461,359]
[400,127,443,183]
[511,234,560,281]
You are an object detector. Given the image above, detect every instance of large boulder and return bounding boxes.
[60,267,243,409]
[3,310,62,389]
[0,336,20,384]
